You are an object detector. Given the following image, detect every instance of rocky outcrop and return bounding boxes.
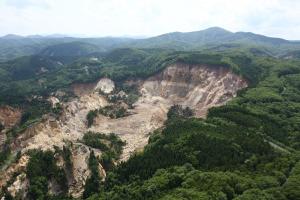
[94,78,115,94]
[7,173,28,199]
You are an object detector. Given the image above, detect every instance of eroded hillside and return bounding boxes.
[0,63,247,198]
[0,106,22,147]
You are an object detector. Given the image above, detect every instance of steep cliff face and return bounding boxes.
[141,63,247,117]
[1,63,247,197]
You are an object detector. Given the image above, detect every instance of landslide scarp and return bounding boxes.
[0,62,247,198]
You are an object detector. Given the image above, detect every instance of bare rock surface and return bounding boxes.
[94,78,115,94]
[68,143,102,198]
[7,173,28,199]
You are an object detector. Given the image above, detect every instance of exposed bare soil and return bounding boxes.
[0,63,247,197]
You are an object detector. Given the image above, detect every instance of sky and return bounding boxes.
[0,0,300,40]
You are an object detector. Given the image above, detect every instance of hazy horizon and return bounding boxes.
[1,26,299,41]
[0,0,300,40]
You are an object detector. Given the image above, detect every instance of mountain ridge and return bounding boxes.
[1,27,300,62]
[1,26,298,42]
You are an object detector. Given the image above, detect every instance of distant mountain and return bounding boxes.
[45,34,71,38]
[230,31,290,46]
[1,27,300,62]
[1,34,24,39]
[126,27,298,52]
[26,35,44,38]
[146,27,233,45]
[0,36,133,62]
[0,37,78,62]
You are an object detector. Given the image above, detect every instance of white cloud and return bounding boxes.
[0,0,299,39]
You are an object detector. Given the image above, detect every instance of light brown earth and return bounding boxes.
[0,106,21,129]
[0,155,29,190]
[0,106,22,147]
[0,63,247,197]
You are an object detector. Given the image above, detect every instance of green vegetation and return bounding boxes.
[52,103,63,117]
[88,163,295,200]
[0,144,11,167]
[82,132,110,152]
[98,105,128,119]
[83,151,102,199]
[1,27,300,63]
[26,150,69,199]
[82,132,126,169]
[283,161,300,200]
[86,104,128,127]
[126,27,299,52]
[166,105,194,122]
[107,84,140,107]
[87,110,98,127]
[0,36,133,62]
[0,123,4,132]
[39,42,100,64]
[60,145,73,172]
